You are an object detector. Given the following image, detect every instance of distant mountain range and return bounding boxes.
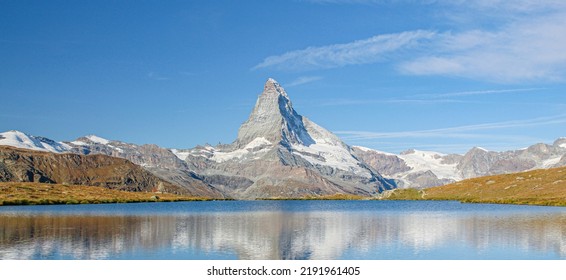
[353,138,566,189]
[1,79,565,198]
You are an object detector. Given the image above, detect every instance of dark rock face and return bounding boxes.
[0,146,193,195]
[404,170,454,189]
[457,143,566,178]
[63,137,223,198]
[457,148,501,178]
[352,147,411,176]
[67,138,188,170]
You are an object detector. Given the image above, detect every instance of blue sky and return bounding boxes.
[1,0,565,154]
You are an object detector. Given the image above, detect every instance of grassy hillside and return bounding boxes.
[383,166,566,206]
[0,182,213,206]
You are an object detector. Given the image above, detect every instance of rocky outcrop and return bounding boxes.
[0,145,214,196]
[63,136,223,198]
[457,142,566,178]
[457,148,502,178]
[404,170,454,188]
[351,147,411,176]
[66,137,188,170]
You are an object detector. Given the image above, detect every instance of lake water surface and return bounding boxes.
[1,200,565,260]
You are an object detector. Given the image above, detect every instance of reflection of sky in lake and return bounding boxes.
[0,201,565,260]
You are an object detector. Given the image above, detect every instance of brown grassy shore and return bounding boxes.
[0,182,213,206]
[381,166,566,206]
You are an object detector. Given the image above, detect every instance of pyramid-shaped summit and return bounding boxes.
[185,78,396,199]
[236,78,314,148]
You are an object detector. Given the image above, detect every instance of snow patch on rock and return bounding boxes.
[85,135,110,145]
[0,130,69,153]
[209,137,272,163]
[398,149,461,181]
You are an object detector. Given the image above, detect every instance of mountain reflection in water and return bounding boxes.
[1,204,565,260]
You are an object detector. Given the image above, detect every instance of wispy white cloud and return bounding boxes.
[337,114,566,140]
[257,1,566,83]
[286,76,324,87]
[400,14,566,82]
[442,0,566,16]
[306,0,566,12]
[401,2,566,82]
[252,30,436,71]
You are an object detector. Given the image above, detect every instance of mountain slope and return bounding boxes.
[0,131,223,197]
[63,135,223,198]
[67,135,186,169]
[184,78,395,199]
[0,182,209,205]
[457,141,566,177]
[0,145,187,194]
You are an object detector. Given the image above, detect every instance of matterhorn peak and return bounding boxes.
[235,78,313,148]
[187,79,396,199]
[263,78,288,98]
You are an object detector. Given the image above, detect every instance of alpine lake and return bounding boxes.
[1,200,565,260]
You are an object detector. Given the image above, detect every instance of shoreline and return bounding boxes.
[0,182,216,206]
[2,168,565,207]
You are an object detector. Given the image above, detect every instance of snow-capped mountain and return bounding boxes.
[62,135,222,197]
[353,139,566,189]
[0,145,188,194]
[183,78,395,198]
[66,135,187,169]
[457,140,566,178]
[0,130,71,153]
[352,147,462,188]
[0,131,187,170]
[0,131,222,197]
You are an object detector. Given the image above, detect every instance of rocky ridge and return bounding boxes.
[62,135,224,197]
[353,138,566,189]
[0,145,188,194]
